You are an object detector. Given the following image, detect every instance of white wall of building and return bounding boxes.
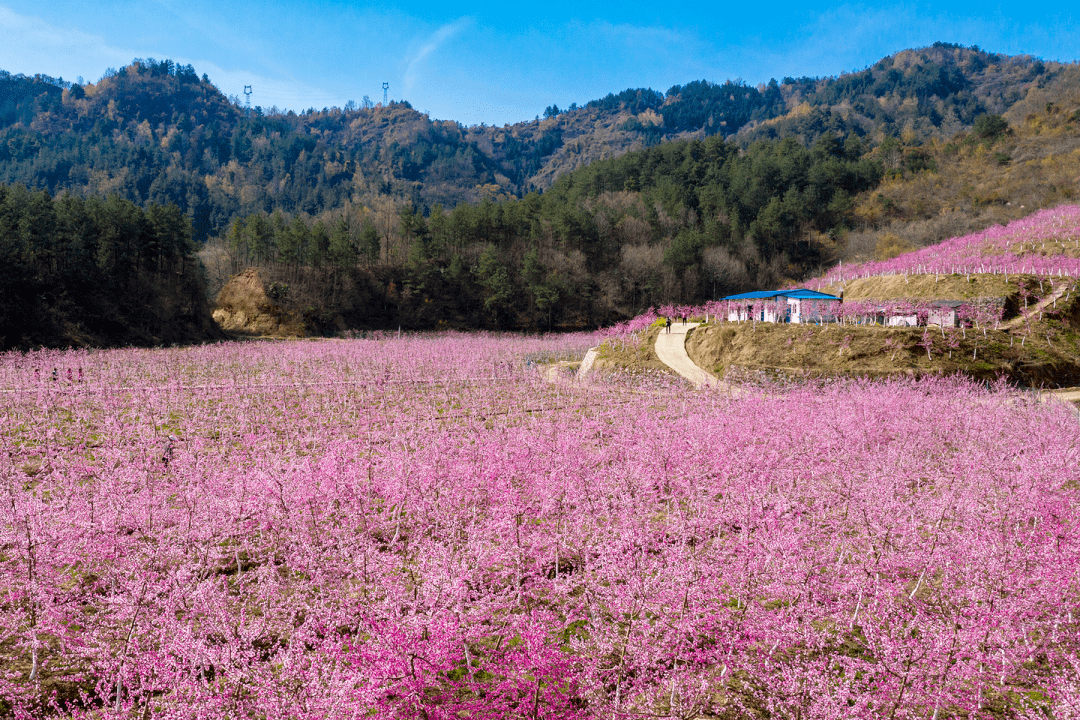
[887,314,918,327]
[727,298,838,324]
[928,309,958,327]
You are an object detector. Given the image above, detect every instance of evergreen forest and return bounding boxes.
[207,133,882,332]
[0,185,221,348]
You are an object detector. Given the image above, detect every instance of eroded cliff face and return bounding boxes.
[212,268,306,337]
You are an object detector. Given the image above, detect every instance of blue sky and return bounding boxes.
[1,1,1077,127]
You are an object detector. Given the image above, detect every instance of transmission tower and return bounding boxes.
[243,85,252,116]
[382,82,389,106]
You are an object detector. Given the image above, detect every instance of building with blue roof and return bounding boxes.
[720,288,841,324]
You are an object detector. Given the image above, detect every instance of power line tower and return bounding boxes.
[382,82,389,106]
[243,85,252,116]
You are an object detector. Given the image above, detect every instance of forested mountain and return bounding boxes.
[0,44,1066,243]
[843,83,1080,262]
[202,45,1080,334]
[737,43,1060,147]
[4,44,1080,342]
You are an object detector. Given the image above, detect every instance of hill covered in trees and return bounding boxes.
[0,44,1068,243]
[735,43,1058,145]
[204,79,1080,335]
[841,76,1080,261]
[203,132,882,333]
[5,43,1080,343]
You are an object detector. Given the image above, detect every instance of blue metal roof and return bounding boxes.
[721,288,841,301]
[783,289,842,300]
[721,290,788,300]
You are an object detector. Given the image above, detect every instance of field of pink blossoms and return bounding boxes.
[2,333,1080,719]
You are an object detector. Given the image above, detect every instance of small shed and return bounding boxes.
[928,300,964,328]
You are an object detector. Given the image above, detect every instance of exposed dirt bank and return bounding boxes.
[212,269,307,337]
[685,318,1080,387]
[591,326,668,374]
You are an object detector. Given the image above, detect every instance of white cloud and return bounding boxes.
[403,17,472,95]
[0,6,132,80]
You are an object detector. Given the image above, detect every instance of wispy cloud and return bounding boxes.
[0,7,132,80]
[403,17,472,95]
[590,21,688,49]
[144,0,299,79]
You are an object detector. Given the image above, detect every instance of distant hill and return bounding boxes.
[0,44,1070,243]
[8,45,1080,346]
[834,73,1080,261]
[735,43,1054,146]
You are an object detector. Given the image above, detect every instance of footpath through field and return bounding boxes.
[654,321,720,389]
[1000,282,1071,329]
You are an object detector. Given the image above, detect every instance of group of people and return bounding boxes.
[663,314,687,333]
[33,367,84,383]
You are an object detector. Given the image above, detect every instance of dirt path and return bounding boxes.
[1000,282,1073,329]
[654,322,720,388]
[1052,387,1080,403]
[1041,387,1080,419]
[577,347,599,379]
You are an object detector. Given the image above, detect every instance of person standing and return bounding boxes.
[665,317,672,334]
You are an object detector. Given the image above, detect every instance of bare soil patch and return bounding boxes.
[592,326,668,374]
[212,269,307,337]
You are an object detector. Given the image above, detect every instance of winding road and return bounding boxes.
[653,321,719,389]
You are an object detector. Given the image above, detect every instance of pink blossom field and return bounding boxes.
[2,334,1080,719]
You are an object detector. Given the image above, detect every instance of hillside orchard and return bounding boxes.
[812,205,1080,285]
[2,333,1079,719]
[603,205,1080,334]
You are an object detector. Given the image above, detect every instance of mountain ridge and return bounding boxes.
[0,43,1066,242]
